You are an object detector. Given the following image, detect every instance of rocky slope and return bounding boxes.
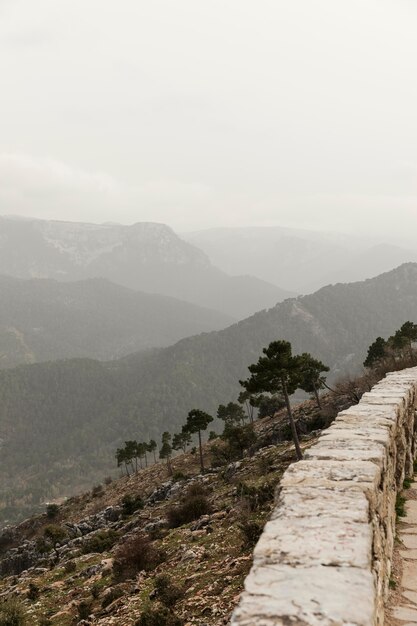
[0,397,336,626]
[0,217,293,319]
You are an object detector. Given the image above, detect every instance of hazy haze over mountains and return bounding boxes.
[0,216,293,319]
[184,227,417,294]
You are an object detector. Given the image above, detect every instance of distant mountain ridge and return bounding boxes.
[184,226,417,293]
[1,263,417,522]
[0,216,294,318]
[0,275,235,368]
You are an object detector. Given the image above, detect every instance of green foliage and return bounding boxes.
[239,519,263,548]
[43,524,67,543]
[101,586,124,609]
[364,322,417,370]
[184,409,213,472]
[0,598,26,626]
[167,484,211,528]
[63,560,76,574]
[77,601,92,621]
[395,494,406,518]
[27,583,40,601]
[256,394,285,419]
[91,484,104,498]
[236,481,275,511]
[221,424,257,460]
[3,269,417,524]
[113,535,164,581]
[403,477,412,490]
[364,337,388,369]
[172,471,186,482]
[154,575,184,607]
[135,607,183,626]
[46,503,59,519]
[121,494,144,516]
[82,530,119,554]
[172,431,191,454]
[217,402,245,426]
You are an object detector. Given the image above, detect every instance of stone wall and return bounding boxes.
[231,367,417,626]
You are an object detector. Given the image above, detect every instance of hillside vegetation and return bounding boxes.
[0,397,334,625]
[0,275,234,368]
[1,264,417,524]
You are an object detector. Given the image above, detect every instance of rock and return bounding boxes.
[144,518,168,533]
[224,462,242,480]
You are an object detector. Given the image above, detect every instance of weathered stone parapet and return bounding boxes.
[231,367,417,626]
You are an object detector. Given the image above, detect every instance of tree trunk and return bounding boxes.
[144,452,148,468]
[153,450,157,464]
[282,380,303,461]
[198,430,205,473]
[124,461,130,477]
[313,382,322,409]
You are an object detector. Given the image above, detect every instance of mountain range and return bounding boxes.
[184,226,417,293]
[0,216,293,319]
[1,262,417,524]
[0,275,234,369]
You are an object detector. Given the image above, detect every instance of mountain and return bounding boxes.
[1,263,417,523]
[0,216,293,318]
[0,275,235,368]
[183,226,417,293]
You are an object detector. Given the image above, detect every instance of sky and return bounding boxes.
[0,0,417,236]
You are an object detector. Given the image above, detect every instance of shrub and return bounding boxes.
[63,560,76,574]
[121,494,144,516]
[239,519,262,548]
[167,484,211,528]
[104,476,113,485]
[92,484,104,498]
[46,503,59,519]
[0,598,26,626]
[135,607,183,626]
[27,583,40,601]
[154,575,184,607]
[82,530,119,554]
[172,471,186,482]
[396,494,406,518]
[113,535,163,581]
[236,481,275,511]
[101,586,124,608]
[208,431,217,441]
[77,600,92,620]
[43,524,67,543]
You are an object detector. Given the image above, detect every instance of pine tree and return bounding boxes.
[240,340,303,460]
[296,353,330,409]
[184,409,213,473]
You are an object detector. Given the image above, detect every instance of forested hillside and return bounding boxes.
[1,263,417,524]
[0,275,234,368]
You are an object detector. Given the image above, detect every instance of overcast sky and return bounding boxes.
[0,0,416,236]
